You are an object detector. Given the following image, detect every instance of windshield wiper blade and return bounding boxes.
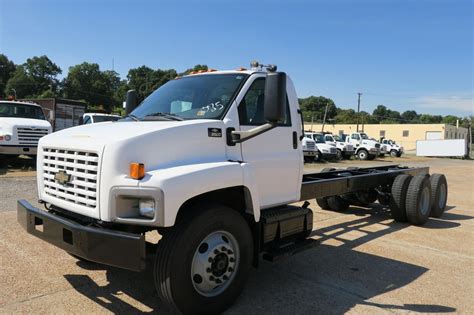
[125,114,140,121]
[144,112,184,121]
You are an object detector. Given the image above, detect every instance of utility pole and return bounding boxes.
[311,114,314,132]
[321,102,330,132]
[356,92,362,132]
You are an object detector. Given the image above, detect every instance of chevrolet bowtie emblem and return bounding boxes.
[54,171,71,185]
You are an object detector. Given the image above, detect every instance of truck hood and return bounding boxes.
[0,117,51,132]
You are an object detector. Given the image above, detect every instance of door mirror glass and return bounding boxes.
[263,72,286,123]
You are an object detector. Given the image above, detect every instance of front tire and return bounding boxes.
[154,205,253,314]
[357,149,369,160]
[390,150,398,157]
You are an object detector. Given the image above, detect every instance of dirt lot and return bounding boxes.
[1,156,473,314]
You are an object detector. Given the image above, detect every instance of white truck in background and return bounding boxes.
[381,139,404,157]
[17,63,448,314]
[302,136,320,162]
[323,133,355,160]
[346,132,381,160]
[304,132,338,160]
[81,113,122,124]
[0,101,52,162]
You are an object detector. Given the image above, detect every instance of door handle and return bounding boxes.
[293,131,298,149]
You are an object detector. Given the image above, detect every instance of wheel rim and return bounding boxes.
[438,183,447,209]
[191,231,239,297]
[337,151,342,160]
[420,186,431,215]
[359,151,366,159]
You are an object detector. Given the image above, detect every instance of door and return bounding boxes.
[237,76,301,208]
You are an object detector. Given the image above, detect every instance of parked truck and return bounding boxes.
[302,136,320,162]
[346,132,381,160]
[17,64,448,314]
[381,138,404,157]
[323,133,355,160]
[304,132,338,160]
[0,101,52,161]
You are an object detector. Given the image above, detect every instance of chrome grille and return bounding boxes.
[306,142,315,150]
[330,147,337,154]
[16,127,49,145]
[42,148,99,208]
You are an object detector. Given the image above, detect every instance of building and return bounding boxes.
[306,123,469,151]
[21,98,87,131]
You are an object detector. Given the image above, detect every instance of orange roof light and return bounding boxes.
[236,67,247,71]
[198,69,206,73]
[207,68,217,72]
[130,163,145,180]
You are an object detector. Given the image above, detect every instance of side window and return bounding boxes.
[83,116,91,124]
[351,134,360,140]
[238,78,291,126]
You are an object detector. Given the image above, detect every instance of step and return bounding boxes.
[262,238,318,262]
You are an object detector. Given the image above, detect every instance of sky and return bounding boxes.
[1,0,473,116]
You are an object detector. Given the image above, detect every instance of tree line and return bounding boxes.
[0,54,471,129]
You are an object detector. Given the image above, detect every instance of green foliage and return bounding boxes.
[5,66,37,98]
[126,66,178,102]
[62,62,121,110]
[0,54,16,98]
[299,96,337,122]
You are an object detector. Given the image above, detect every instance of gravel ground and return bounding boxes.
[0,157,473,314]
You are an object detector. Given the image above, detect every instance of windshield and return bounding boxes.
[130,74,248,120]
[325,135,335,142]
[313,134,325,143]
[360,133,369,140]
[0,102,46,120]
[93,115,121,123]
[334,135,342,141]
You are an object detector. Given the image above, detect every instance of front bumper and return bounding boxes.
[303,150,316,157]
[0,145,37,155]
[342,150,355,156]
[17,200,146,271]
[322,152,338,160]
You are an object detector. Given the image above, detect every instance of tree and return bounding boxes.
[442,115,459,126]
[299,96,337,122]
[0,54,16,98]
[335,108,356,123]
[126,66,178,101]
[372,105,388,121]
[62,62,120,110]
[419,114,443,123]
[181,64,208,75]
[5,66,37,98]
[401,110,419,123]
[23,55,62,94]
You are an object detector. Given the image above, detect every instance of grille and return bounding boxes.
[42,148,99,209]
[16,127,49,145]
[330,147,337,154]
[306,142,315,150]
[346,144,353,151]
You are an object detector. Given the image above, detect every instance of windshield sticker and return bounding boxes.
[197,110,206,116]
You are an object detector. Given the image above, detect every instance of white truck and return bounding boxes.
[17,64,448,314]
[81,113,122,124]
[304,132,338,160]
[381,139,404,157]
[323,133,355,160]
[301,136,320,162]
[0,101,52,161]
[346,132,381,160]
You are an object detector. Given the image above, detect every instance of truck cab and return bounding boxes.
[323,133,355,160]
[0,101,52,159]
[346,132,380,160]
[381,138,404,157]
[304,132,338,160]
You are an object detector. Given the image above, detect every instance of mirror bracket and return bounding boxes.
[231,123,277,143]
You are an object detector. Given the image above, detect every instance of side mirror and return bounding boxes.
[264,72,286,123]
[125,90,138,115]
[78,116,84,125]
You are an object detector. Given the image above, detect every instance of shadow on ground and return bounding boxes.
[64,205,462,314]
[0,156,36,175]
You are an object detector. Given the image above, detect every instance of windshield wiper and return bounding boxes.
[125,114,140,121]
[143,112,184,121]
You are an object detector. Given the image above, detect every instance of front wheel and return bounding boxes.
[154,205,253,314]
[390,150,398,157]
[336,149,343,160]
[357,149,369,160]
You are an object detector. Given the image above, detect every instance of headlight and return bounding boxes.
[139,199,155,218]
[0,134,11,141]
[322,149,329,153]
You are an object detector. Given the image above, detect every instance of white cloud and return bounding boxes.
[415,94,474,114]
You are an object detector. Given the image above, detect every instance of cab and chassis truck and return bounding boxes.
[17,64,448,314]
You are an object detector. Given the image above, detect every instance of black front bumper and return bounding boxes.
[17,200,146,271]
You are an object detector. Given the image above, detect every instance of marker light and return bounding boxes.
[130,163,145,179]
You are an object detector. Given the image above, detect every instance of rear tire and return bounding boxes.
[154,205,253,314]
[357,149,369,160]
[327,196,350,212]
[316,198,330,210]
[389,174,412,222]
[429,174,448,218]
[405,175,432,225]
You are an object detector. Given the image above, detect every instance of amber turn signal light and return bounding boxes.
[130,163,145,180]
